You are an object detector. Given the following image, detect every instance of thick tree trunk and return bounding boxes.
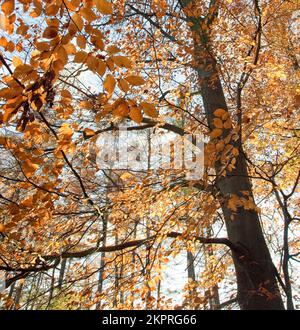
[58,258,67,290]
[179,0,285,309]
[196,49,284,310]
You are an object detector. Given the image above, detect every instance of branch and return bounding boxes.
[127,4,177,42]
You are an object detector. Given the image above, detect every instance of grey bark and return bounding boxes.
[178,0,284,309]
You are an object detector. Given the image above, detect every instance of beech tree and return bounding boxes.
[0,0,299,310]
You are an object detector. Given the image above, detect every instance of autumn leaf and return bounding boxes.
[140,102,158,118]
[107,45,121,55]
[59,123,73,140]
[104,74,116,95]
[213,118,223,129]
[77,35,86,49]
[1,0,14,16]
[113,102,129,117]
[71,13,84,30]
[214,108,227,117]
[129,107,143,123]
[112,56,132,69]
[210,128,223,139]
[118,78,130,92]
[61,90,72,99]
[74,51,88,63]
[125,75,146,86]
[80,7,97,22]
[43,26,58,38]
[0,223,6,233]
[95,0,113,15]
[84,128,96,138]
[23,159,39,177]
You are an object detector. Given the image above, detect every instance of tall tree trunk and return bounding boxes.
[13,281,24,309]
[30,272,43,310]
[46,268,56,309]
[187,251,199,309]
[204,228,220,310]
[96,215,108,310]
[58,258,67,290]
[179,0,284,310]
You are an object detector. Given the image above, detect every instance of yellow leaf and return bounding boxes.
[216,140,225,151]
[0,13,8,31]
[95,0,113,15]
[104,74,116,95]
[56,46,68,66]
[0,87,23,99]
[120,172,134,181]
[125,75,146,86]
[90,35,104,50]
[140,102,158,118]
[65,0,81,11]
[12,56,23,68]
[59,123,73,139]
[45,4,59,16]
[129,107,143,123]
[86,55,98,71]
[214,108,227,117]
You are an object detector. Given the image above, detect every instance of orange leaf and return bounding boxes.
[112,56,132,69]
[1,0,14,16]
[84,128,96,137]
[118,78,130,92]
[210,129,223,139]
[71,13,84,30]
[43,26,58,38]
[214,108,227,117]
[61,90,72,99]
[140,102,158,118]
[95,0,113,15]
[129,107,143,123]
[125,75,146,86]
[213,118,223,129]
[74,51,88,63]
[104,74,116,95]
[23,159,39,177]
[80,7,97,22]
